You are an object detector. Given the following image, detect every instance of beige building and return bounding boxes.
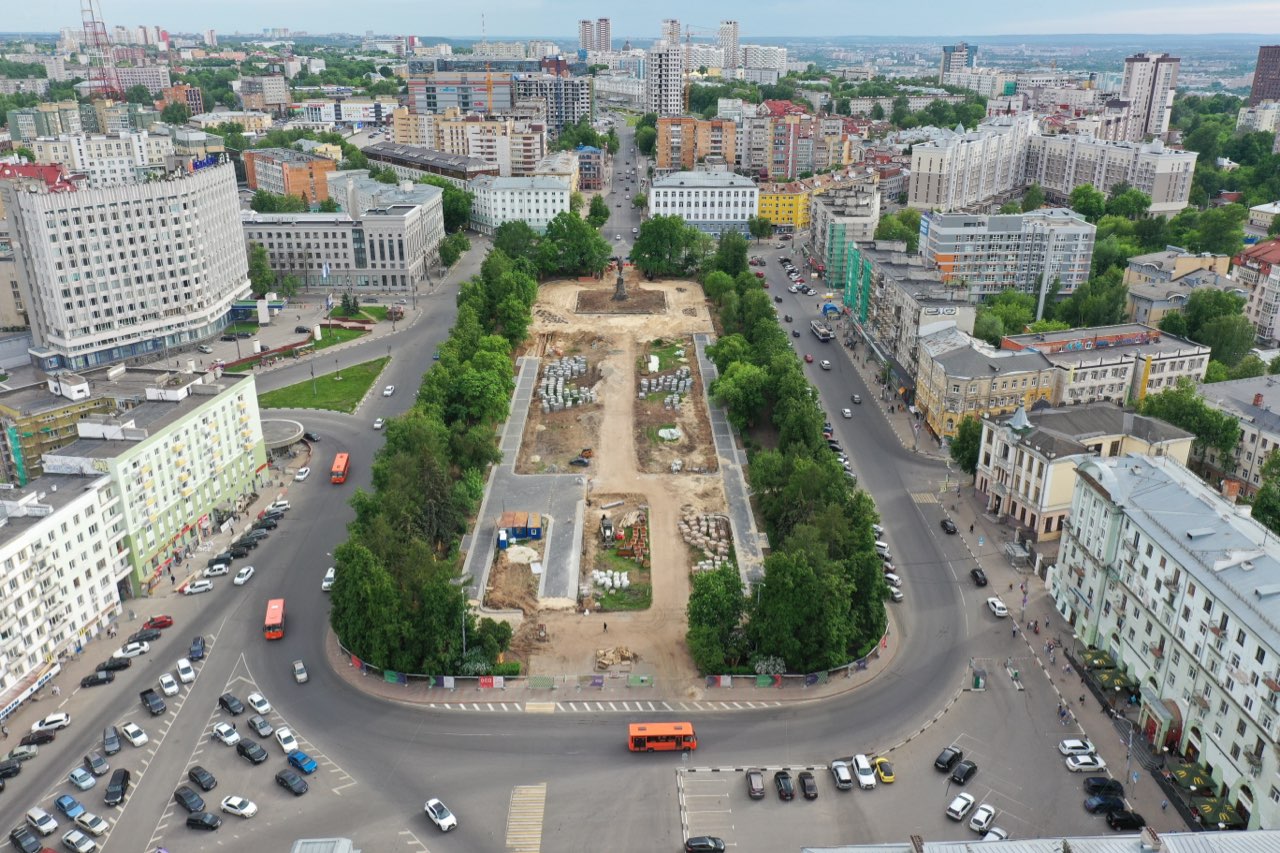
[1024,135,1197,217]
[975,404,1192,542]
[1198,374,1280,496]
[1119,52,1180,140]
[189,110,273,133]
[391,108,549,178]
[31,131,175,188]
[532,151,579,194]
[908,114,1034,212]
[916,342,1055,439]
[1123,246,1238,326]
[655,117,737,172]
[1248,202,1280,232]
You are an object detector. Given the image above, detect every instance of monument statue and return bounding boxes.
[612,256,627,301]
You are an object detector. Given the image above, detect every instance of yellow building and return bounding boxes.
[756,168,878,231]
[916,343,1056,439]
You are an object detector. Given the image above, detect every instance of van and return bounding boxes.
[321,567,336,592]
[883,573,902,588]
[874,541,891,560]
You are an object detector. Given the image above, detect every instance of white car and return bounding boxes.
[31,712,71,733]
[424,798,457,831]
[983,828,1010,841]
[220,796,258,818]
[819,360,832,370]
[883,573,902,588]
[275,727,298,753]
[969,803,997,833]
[842,408,852,418]
[614,234,621,240]
[292,660,309,683]
[946,792,976,820]
[294,467,311,482]
[1065,754,1107,772]
[233,566,255,586]
[61,830,96,853]
[184,579,213,595]
[1058,738,1096,756]
[246,692,271,715]
[73,813,109,837]
[383,385,395,396]
[158,673,179,696]
[268,500,291,513]
[211,722,240,746]
[112,641,150,659]
[321,567,336,592]
[373,418,385,430]
[986,597,1009,618]
[889,587,904,602]
[852,754,876,789]
[119,723,147,747]
[176,658,196,683]
[203,564,229,578]
[830,760,854,789]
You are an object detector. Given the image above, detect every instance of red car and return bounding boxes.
[143,615,174,630]
[804,354,814,363]
[754,271,765,279]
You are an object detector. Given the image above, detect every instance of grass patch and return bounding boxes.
[598,581,651,611]
[257,356,390,413]
[624,114,639,126]
[360,305,389,322]
[648,338,684,371]
[311,327,366,352]
[226,322,260,335]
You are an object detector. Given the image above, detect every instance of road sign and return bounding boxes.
[978,536,985,547]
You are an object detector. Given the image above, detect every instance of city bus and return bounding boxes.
[627,722,697,752]
[331,453,350,484]
[264,598,285,641]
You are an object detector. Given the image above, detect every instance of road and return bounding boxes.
[0,186,1134,852]
[601,113,646,255]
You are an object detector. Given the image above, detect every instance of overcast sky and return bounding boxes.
[14,0,1280,37]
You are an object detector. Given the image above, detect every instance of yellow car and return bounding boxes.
[873,756,895,784]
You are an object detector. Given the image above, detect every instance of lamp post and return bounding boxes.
[335,358,341,381]
[310,362,316,397]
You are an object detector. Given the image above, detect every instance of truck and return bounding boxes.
[139,688,167,716]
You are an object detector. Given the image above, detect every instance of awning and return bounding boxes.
[1093,668,1137,691]
[1081,649,1116,670]
[1195,797,1246,828]
[1170,762,1213,792]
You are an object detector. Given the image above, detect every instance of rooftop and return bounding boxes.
[469,175,571,191]
[934,344,1052,378]
[990,403,1192,460]
[1198,373,1280,437]
[1003,324,1209,364]
[245,148,332,165]
[364,142,494,173]
[1236,238,1280,268]
[652,170,758,189]
[0,367,204,419]
[1251,201,1280,215]
[804,829,1280,853]
[0,473,111,543]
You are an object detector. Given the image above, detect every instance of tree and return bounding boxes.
[1230,354,1267,380]
[277,274,300,298]
[685,562,745,673]
[1021,183,1046,212]
[569,191,585,214]
[536,210,612,278]
[587,194,610,228]
[160,101,190,125]
[247,242,274,297]
[439,232,470,267]
[124,84,152,104]
[747,216,773,243]
[1139,379,1240,458]
[950,416,983,477]
[712,231,749,277]
[702,270,736,305]
[1106,188,1152,220]
[1158,311,1190,337]
[1250,452,1280,536]
[328,541,404,669]
[631,215,702,277]
[1190,205,1247,256]
[972,311,1005,346]
[632,192,647,208]
[637,112,658,130]
[998,201,1022,214]
[416,175,473,232]
[712,361,771,429]
[1196,313,1255,367]
[635,125,657,156]
[1069,184,1107,223]
[1053,268,1128,328]
[983,290,1036,336]
[870,102,885,121]
[317,197,340,213]
[874,208,921,252]
[14,145,34,163]
[492,220,541,266]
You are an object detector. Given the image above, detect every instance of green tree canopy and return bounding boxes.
[1069,184,1107,222]
[246,242,274,296]
[536,211,612,278]
[1139,379,1241,458]
[587,194,610,228]
[160,101,190,124]
[950,416,983,477]
[1021,183,1046,212]
[416,175,473,232]
[492,220,541,266]
[635,125,657,156]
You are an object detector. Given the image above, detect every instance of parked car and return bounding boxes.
[142,615,173,630]
[158,674,179,696]
[1059,738,1097,756]
[275,727,298,753]
[322,567,336,591]
[55,795,85,819]
[797,771,818,800]
[829,760,853,790]
[1084,795,1127,814]
[127,628,161,643]
[67,768,93,790]
[235,740,268,765]
[852,754,876,789]
[73,814,108,837]
[83,753,109,777]
[934,746,963,771]
[220,796,257,819]
[189,636,206,660]
[173,786,205,813]
[101,727,120,756]
[986,597,1009,618]
[103,769,130,806]
[188,766,217,792]
[0,760,21,779]
[873,756,895,784]
[186,812,222,831]
[774,770,795,800]
[31,713,71,733]
[247,714,273,737]
[184,579,213,595]
[275,769,309,796]
[120,723,147,747]
[1107,810,1146,831]
[287,750,317,774]
[1084,777,1125,797]
[203,564,229,578]
[969,804,996,832]
[21,730,55,746]
[80,671,114,688]
[211,723,240,746]
[946,792,976,820]
[112,641,150,659]
[7,745,39,762]
[1067,755,1108,773]
[950,759,978,785]
[746,768,765,799]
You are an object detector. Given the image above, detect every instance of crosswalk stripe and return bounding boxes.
[525,702,556,714]
[505,783,547,852]
[912,491,939,504]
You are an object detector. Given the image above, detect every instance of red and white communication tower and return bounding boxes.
[81,0,120,99]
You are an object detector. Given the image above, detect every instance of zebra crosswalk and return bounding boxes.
[415,699,785,714]
[506,783,547,853]
[911,491,939,504]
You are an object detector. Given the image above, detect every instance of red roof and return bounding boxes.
[761,99,808,117]
[1237,238,1280,269]
[0,162,79,193]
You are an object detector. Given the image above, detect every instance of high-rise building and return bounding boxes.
[718,21,740,69]
[662,19,682,44]
[655,117,736,172]
[940,42,978,78]
[1025,135,1196,217]
[595,18,611,52]
[31,131,175,188]
[239,75,291,115]
[1250,45,1280,107]
[1,164,250,370]
[578,20,594,52]
[512,74,593,133]
[242,149,337,204]
[1120,52,1180,141]
[907,114,1035,212]
[646,42,685,117]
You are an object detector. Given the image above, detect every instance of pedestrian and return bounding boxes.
[1161,799,1169,812]
[52,685,60,697]
[1,725,8,739]
[603,622,608,633]
[970,523,975,533]
[170,575,176,587]
[1079,694,1086,704]
[1008,582,1014,591]
[1011,627,1017,638]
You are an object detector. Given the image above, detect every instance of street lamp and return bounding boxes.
[310,362,317,397]
[335,358,341,381]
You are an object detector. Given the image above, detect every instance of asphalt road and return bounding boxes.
[601,115,645,255]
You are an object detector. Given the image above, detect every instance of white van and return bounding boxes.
[268,500,291,513]
[874,541,892,560]
[883,573,902,588]
[321,567,336,592]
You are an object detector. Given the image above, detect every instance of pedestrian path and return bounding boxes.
[505,783,547,853]
[413,698,786,713]
[910,491,940,504]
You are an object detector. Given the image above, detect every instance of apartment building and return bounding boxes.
[42,368,267,592]
[2,164,249,371]
[242,200,443,291]
[919,208,1096,299]
[293,97,399,127]
[239,75,291,114]
[811,176,880,286]
[1119,53,1180,141]
[363,143,498,188]
[408,70,517,115]
[1002,324,1210,406]
[592,74,644,109]
[737,112,773,177]
[718,21,740,68]
[324,170,444,219]
[908,114,1035,212]
[741,45,787,75]
[189,110,272,133]
[975,404,1192,541]
[242,149,337,204]
[0,236,24,331]
[940,42,978,77]
[1236,101,1280,134]
[512,74,593,133]
[532,151,579,194]
[31,131,176,188]
[113,64,172,95]
[648,170,758,236]
[574,146,604,191]
[1198,374,1280,495]
[0,163,79,220]
[655,117,737,172]
[1250,46,1280,107]
[1241,240,1280,345]
[1024,135,1197,217]
[915,342,1055,439]
[1050,453,1280,831]
[757,169,870,231]
[1123,246,1236,326]
[467,175,570,235]
[156,83,204,116]
[942,68,1016,99]
[578,18,611,53]
[0,373,127,485]
[93,102,159,135]
[768,113,817,181]
[390,108,549,178]
[0,79,49,97]
[5,101,83,143]
[646,42,685,117]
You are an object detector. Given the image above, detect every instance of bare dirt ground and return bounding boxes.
[515,329,608,475]
[633,336,717,474]
[483,544,541,615]
[506,274,730,691]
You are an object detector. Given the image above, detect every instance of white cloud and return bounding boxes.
[1004,2,1280,33]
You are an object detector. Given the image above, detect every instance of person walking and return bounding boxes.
[1161,799,1169,812]
[603,622,608,633]
[1,725,8,739]
[969,523,974,534]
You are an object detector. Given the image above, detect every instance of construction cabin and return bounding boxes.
[496,510,544,549]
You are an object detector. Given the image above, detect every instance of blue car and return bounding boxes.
[189,635,206,661]
[287,749,317,775]
[55,794,85,819]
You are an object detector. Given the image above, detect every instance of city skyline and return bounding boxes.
[11,0,1280,38]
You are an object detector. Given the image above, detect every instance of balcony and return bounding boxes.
[1150,645,1165,659]
[1193,693,1210,710]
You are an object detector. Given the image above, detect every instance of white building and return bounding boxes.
[717,21,740,68]
[907,114,1035,212]
[1025,135,1198,217]
[467,175,570,235]
[685,44,725,72]
[293,97,399,126]
[943,68,1017,99]
[1120,52,1180,141]
[1237,101,1280,134]
[648,170,758,236]
[1,164,250,371]
[741,45,788,75]
[113,64,172,95]
[30,131,175,188]
[1050,454,1280,831]
[646,42,685,117]
[593,74,644,108]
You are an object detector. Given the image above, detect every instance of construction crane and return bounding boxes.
[482,13,493,115]
[81,0,120,100]
[681,23,718,115]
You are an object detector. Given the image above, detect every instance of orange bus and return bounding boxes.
[627,722,697,752]
[264,598,285,640]
[331,453,350,484]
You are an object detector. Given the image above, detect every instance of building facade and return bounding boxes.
[31,131,176,188]
[467,175,570,235]
[1197,374,1280,495]
[919,208,1096,299]
[1119,52,1180,141]
[1241,241,1280,346]
[1024,135,1197,217]
[512,74,592,133]
[718,21,740,68]
[646,42,685,117]
[114,64,172,95]
[1123,246,1237,327]
[811,177,880,286]
[1236,101,1280,134]
[364,142,499,188]
[655,117,737,172]
[1248,45,1280,107]
[647,170,758,236]
[243,149,337,204]
[239,75,291,114]
[1,164,250,370]
[907,115,1035,212]
[1050,454,1280,831]
[915,343,1055,439]
[940,42,978,78]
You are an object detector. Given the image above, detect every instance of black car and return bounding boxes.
[684,838,726,853]
[1107,810,1146,831]
[934,746,963,771]
[970,568,989,587]
[19,731,55,746]
[189,636,207,661]
[797,771,818,800]
[236,740,268,765]
[940,518,958,534]
[84,752,110,776]
[104,768,130,806]
[102,726,121,756]
[0,760,21,779]
[128,628,162,643]
[244,527,270,540]
[186,811,222,831]
[219,334,236,342]
[294,325,310,334]
[231,537,258,551]
[8,826,41,853]
[228,544,251,559]
[950,759,978,784]
[252,518,277,531]
[1085,795,1128,814]
[173,785,205,813]
[81,671,115,688]
[1083,777,1125,797]
[218,693,245,715]
[207,553,233,567]
[303,432,320,442]
[774,770,794,800]
[188,765,217,791]
[98,656,132,672]
[276,768,309,796]
[235,331,252,339]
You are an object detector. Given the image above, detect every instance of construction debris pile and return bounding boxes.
[590,569,631,592]
[539,355,597,412]
[638,366,692,413]
[680,509,733,572]
[595,645,637,671]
